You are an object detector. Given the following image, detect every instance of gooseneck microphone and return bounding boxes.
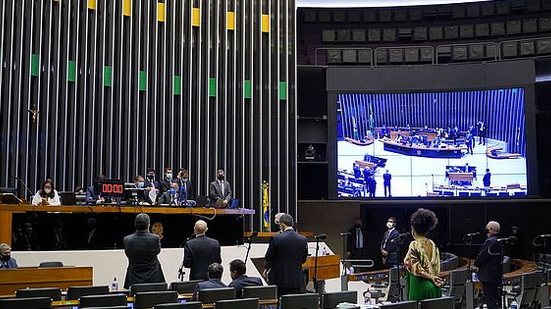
[390,232,410,243]
[340,232,351,236]
[314,233,327,240]
[466,232,481,237]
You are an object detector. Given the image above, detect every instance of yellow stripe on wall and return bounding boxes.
[123,0,131,16]
[157,2,165,22]
[261,14,270,33]
[227,11,235,30]
[192,7,200,27]
[88,0,96,10]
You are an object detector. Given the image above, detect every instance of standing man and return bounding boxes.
[383,170,392,197]
[175,169,195,206]
[144,168,161,204]
[209,169,232,208]
[347,219,367,261]
[183,220,222,280]
[265,214,308,296]
[466,132,474,155]
[477,121,487,145]
[474,221,502,309]
[483,169,492,189]
[0,243,18,269]
[380,217,399,268]
[123,213,166,288]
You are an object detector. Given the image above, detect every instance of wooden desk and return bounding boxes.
[303,255,340,281]
[0,204,255,245]
[448,172,474,182]
[52,297,278,308]
[0,266,93,296]
[243,231,315,238]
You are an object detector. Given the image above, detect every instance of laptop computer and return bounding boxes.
[0,193,22,204]
[59,191,77,205]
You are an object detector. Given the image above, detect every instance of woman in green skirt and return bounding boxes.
[403,208,444,301]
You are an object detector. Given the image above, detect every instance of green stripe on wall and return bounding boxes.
[209,78,216,97]
[139,71,147,91]
[279,81,287,100]
[174,75,181,95]
[67,61,76,82]
[103,66,112,87]
[244,80,252,99]
[31,54,40,77]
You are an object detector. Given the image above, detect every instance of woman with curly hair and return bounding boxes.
[404,208,443,300]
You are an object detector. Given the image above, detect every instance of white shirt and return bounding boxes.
[31,190,61,205]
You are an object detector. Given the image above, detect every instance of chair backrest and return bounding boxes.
[379,300,418,309]
[519,271,543,306]
[130,282,168,296]
[447,269,469,303]
[241,285,277,300]
[198,287,236,304]
[321,291,357,308]
[15,287,62,301]
[0,296,52,309]
[66,285,110,300]
[154,303,203,309]
[79,293,127,308]
[38,261,64,268]
[214,297,259,309]
[279,293,319,309]
[419,296,455,309]
[134,291,178,309]
[170,280,202,294]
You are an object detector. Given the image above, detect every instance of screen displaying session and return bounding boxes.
[336,88,528,198]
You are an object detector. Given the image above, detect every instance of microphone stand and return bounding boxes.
[394,237,404,302]
[340,233,349,274]
[12,176,34,201]
[314,236,322,293]
[244,233,257,264]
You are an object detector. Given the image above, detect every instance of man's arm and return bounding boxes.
[474,238,492,267]
[301,240,309,264]
[224,182,232,202]
[215,241,222,264]
[209,182,220,202]
[264,237,277,268]
[183,243,192,268]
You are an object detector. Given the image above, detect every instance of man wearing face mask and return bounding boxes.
[209,169,232,208]
[127,175,147,204]
[381,217,400,268]
[175,169,196,207]
[0,243,17,269]
[347,219,367,263]
[159,167,174,193]
[144,168,161,205]
[158,182,180,205]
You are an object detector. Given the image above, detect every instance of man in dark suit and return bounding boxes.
[483,169,491,189]
[183,220,222,280]
[85,174,106,205]
[347,219,367,260]
[264,214,308,296]
[158,182,180,205]
[228,259,263,298]
[466,132,474,155]
[477,121,487,145]
[175,168,196,206]
[159,167,174,193]
[83,217,103,249]
[475,221,503,309]
[380,217,400,268]
[0,243,18,269]
[192,263,227,300]
[209,169,232,208]
[383,170,392,197]
[144,168,161,204]
[123,213,166,288]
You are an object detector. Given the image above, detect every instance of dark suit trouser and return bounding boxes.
[384,184,391,197]
[482,282,500,309]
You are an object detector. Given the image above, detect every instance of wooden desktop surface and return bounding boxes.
[0,266,93,296]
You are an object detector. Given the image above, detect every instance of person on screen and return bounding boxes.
[353,163,361,180]
[465,132,474,155]
[483,169,491,189]
[368,176,377,198]
[31,179,61,205]
[477,121,487,145]
[209,169,232,208]
[0,243,17,269]
[362,168,371,197]
[383,170,392,197]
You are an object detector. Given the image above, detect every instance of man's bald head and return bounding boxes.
[486,221,500,236]
[194,220,208,235]
[274,213,286,225]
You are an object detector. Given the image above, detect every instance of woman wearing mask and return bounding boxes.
[403,208,443,301]
[32,179,61,205]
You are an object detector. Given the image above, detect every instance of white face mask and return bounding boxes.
[386,222,394,229]
[44,188,52,194]
[166,173,173,180]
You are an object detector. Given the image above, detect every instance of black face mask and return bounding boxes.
[355,224,362,228]
[217,175,224,181]
[147,175,154,180]
[0,254,10,261]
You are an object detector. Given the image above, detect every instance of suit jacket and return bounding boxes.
[474,235,503,283]
[483,173,491,187]
[0,257,18,269]
[123,230,166,288]
[158,191,179,205]
[381,229,400,265]
[159,179,172,193]
[265,229,308,290]
[348,226,367,253]
[229,275,263,298]
[183,235,222,280]
[85,186,100,204]
[383,173,392,186]
[209,180,232,204]
[192,279,227,300]
[175,178,194,201]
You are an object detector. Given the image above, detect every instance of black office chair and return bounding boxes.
[321,290,357,308]
[66,285,110,300]
[170,280,202,294]
[507,271,543,308]
[133,291,178,309]
[79,293,127,308]
[442,268,469,306]
[419,296,455,309]
[38,261,64,267]
[154,303,202,309]
[197,287,236,304]
[0,296,52,309]
[130,282,168,296]
[241,285,277,300]
[379,300,418,309]
[214,297,259,309]
[279,293,319,309]
[15,287,62,301]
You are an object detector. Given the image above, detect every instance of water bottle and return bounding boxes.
[363,290,371,304]
[509,298,519,309]
[111,277,119,291]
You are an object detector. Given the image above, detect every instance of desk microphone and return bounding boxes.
[314,233,327,240]
[466,232,481,237]
[340,232,351,236]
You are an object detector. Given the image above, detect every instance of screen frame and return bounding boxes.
[327,60,538,200]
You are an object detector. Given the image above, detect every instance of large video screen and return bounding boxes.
[336,88,528,198]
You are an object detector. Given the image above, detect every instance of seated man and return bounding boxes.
[0,243,17,269]
[193,263,227,300]
[158,182,180,205]
[228,259,263,298]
